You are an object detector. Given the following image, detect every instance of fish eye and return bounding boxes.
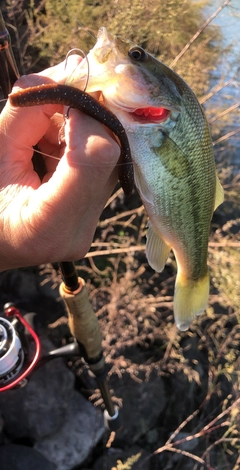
[128,47,146,61]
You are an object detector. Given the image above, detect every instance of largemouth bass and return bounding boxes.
[69,27,223,330]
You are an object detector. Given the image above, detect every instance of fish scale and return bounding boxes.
[67,27,224,330]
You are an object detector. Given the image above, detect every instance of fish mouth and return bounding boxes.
[100,93,173,125]
[130,106,171,123]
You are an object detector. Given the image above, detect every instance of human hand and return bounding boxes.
[0,57,120,271]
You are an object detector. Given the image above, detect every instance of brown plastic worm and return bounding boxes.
[9,83,134,197]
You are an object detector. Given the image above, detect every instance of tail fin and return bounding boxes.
[174,271,210,331]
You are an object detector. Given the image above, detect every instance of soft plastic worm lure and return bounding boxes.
[10,83,134,197]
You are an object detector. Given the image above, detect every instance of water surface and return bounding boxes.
[203,0,240,168]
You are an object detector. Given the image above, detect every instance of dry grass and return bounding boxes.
[3,1,240,468]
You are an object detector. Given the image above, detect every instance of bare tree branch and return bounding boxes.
[170,0,231,68]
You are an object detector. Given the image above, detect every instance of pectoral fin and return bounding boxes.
[134,165,154,204]
[214,173,224,211]
[146,222,171,272]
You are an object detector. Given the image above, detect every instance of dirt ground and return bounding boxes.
[0,244,239,470]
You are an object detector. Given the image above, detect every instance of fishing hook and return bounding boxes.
[60,47,91,143]
[65,47,90,92]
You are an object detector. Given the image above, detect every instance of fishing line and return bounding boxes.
[0,98,237,167]
[0,108,133,169]
[1,0,238,169]
[60,0,96,40]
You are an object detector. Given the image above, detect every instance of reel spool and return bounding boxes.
[0,316,24,386]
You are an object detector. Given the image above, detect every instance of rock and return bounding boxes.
[0,444,56,470]
[146,428,159,444]
[0,338,105,469]
[35,399,104,470]
[173,431,199,451]
[110,372,166,446]
[0,355,76,440]
[0,267,64,328]
[93,445,151,470]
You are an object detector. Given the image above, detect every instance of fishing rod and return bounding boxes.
[0,8,121,431]
[0,9,19,98]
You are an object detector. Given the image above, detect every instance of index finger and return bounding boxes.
[0,55,82,162]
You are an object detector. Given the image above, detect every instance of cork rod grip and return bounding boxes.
[59,277,102,361]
